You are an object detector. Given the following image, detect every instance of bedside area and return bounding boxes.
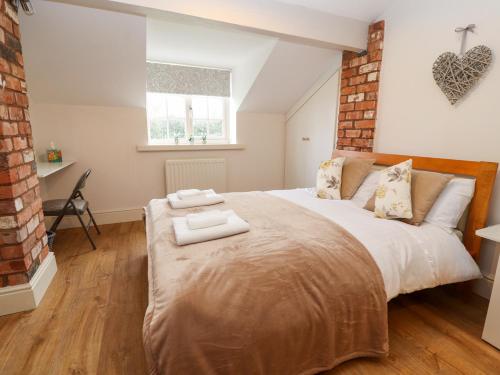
[476,225,500,349]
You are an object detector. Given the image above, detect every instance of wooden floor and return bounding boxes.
[0,222,499,374]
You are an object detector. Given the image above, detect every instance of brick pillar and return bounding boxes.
[336,20,384,152]
[0,0,49,287]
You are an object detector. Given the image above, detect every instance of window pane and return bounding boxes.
[208,120,223,137]
[167,95,186,118]
[192,96,208,119]
[168,119,186,139]
[149,118,168,141]
[208,97,224,119]
[193,119,208,137]
[147,92,167,119]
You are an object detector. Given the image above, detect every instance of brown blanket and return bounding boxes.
[143,192,388,375]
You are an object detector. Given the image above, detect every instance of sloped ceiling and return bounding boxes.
[239,40,342,113]
[20,0,146,107]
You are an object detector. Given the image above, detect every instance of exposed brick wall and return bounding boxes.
[0,0,49,287]
[336,20,384,152]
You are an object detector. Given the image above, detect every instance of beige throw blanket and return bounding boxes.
[143,192,388,375]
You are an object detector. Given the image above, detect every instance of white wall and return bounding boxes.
[31,103,285,223]
[285,71,340,188]
[376,0,500,296]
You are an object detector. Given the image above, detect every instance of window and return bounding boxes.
[146,62,231,145]
[147,93,228,144]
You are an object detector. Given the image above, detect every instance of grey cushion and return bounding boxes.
[43,199,88,216]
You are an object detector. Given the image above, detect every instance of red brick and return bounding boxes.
[355,101,377,111]
[338,112,346,121]
[362,130,374,138]
[0,121,18,135]
[10,64,25,80]
[339,95,347,104]
[17,163,31,179]
[0,105,8,120]
[345,129,362,138]
[15,52,23,66]
[339,103,355,112]
[12,136,27,150]
[341,67,358,79]
[348,75,367,86]
[340,79,348,88]
[0,257,30,274]
[345,111,363,120]
[14,93,28,108]
[0,244,24,259]
[337,138,352,146]
[0,14,13,33]
[337,130,344,138]
[26,174,38,189]
[338,121,353,129]
[0,57,9,74]
[354,120,376,129]
[7,272,28,286]
[365,92,378,101]
[40,245,49,262]
[0,89,15,105]
[369,20,385,32]
[353,138,373,148]
[35,222,45,239]
[8,106,24,121]
[340,86,356,95]
[0,167,17,184]
[4,75,21,91]
[0,137,12,152]
[0,199,16,214]
[349,55,368,68]
[368,50,383,62]
[357,82,379,93]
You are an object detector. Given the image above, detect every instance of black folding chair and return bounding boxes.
[43,169,101,250]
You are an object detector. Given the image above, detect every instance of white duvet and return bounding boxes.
[268,188,481,301]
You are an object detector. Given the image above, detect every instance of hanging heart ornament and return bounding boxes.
[432,45,492,104]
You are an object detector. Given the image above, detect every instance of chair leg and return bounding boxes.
[75,211,97,250]
[49,212,65,233]
[87,207,101,235]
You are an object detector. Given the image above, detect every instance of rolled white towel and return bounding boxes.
[167,189,224,209]
[177,189,208,200]
[186,210,230,230]
[172,210,249,246]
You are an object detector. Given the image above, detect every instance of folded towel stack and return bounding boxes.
[168,189,225,209]
[186,209,231,230]
[173,209,249,246]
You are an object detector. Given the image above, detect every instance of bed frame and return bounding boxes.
[333,150,498,261]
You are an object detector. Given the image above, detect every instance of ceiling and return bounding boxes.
[147,18,275,69]
[275,0,393,22]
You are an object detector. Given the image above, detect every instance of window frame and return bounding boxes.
[147,93,230,145]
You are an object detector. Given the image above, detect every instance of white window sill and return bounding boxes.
[136,144,246,152]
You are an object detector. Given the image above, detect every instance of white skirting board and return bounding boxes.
[0,252,57,316]
[44,207,144,230]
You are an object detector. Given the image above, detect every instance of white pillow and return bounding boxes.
[351,170,381,207]
[316,157,345,200]
[374,159,413,219]
[424,178,475,230]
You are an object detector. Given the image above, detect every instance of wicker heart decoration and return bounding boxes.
[432,45,492,105]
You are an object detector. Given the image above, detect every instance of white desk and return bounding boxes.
[37,161,75,178]
[476,225,500,349]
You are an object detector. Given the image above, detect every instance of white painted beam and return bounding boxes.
[49,0,368,51]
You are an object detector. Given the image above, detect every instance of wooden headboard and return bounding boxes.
[333,150,498,260]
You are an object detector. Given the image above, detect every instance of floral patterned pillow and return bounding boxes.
[316,157,345,200]
[374,159,413,219]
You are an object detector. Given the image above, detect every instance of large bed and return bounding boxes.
[142,151,498,375]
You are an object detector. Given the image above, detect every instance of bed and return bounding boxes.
[143,151,498,375]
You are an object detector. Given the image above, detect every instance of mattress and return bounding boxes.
[268,188,482,300]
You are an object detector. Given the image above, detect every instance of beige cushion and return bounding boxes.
[340,157,376,199]
[365,169,452,225]
[316,157,345,200]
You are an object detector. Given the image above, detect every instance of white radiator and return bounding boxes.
[165,159,227,194]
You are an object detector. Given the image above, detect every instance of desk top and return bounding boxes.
[37,161,75,178]
[476,224,500,243]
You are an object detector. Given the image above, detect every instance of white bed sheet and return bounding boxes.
[268,188,481,301]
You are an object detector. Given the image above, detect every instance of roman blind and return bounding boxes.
[146,62,231,97]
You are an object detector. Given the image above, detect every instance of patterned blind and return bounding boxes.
[146,62,231,97]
